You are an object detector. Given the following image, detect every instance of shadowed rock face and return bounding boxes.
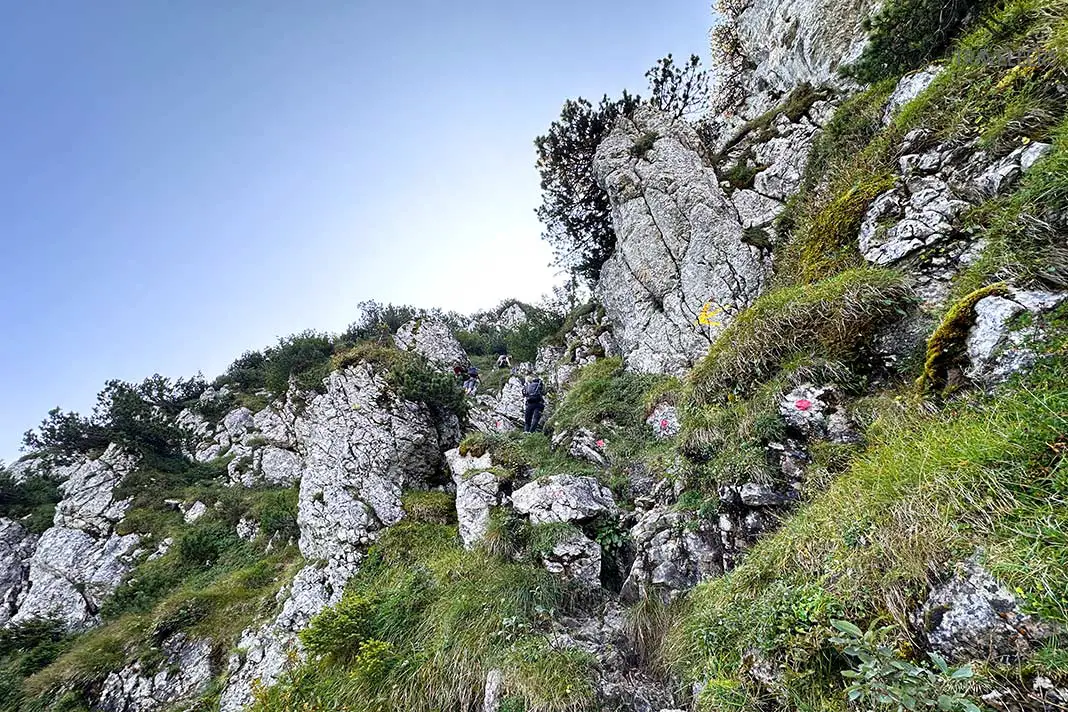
[594,106,770,375]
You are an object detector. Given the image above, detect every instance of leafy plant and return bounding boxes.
[830,620,982,712]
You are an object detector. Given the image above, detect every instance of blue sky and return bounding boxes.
[0,1,711,462]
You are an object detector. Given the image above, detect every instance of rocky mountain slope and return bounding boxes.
[3,0,1068,711]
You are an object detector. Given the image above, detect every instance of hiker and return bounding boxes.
[452,363,465,383]
[464,366,480,395]
[495,353,511,369]
[522,375,545,433]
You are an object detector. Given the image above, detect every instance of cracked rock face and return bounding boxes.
[394,318,468,370]
[883,66,944,124]
[12,526,140,630]
[0,518,38,625]
[594,106,770,375]
[54,444,136,537]
[917,560,1056,663]
[726,0,879,118]
[219,364,443,710]
[541,531,602,587]
[622,508,722,603]
[98,633,215,712]
[10,446,141,631]
[512,475,617,525]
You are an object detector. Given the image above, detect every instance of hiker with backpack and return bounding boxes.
[464,366,480,395]
[495,352,511,369]
[522,375,545,433]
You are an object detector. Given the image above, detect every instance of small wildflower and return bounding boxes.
[595,439,606,449]
[795,399,812,411]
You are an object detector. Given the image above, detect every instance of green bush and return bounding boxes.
[388,354,468,422]
[263,330,335,396]
[300,594,375,662]
[0,470,61,534]
[847,0,992,82]
[252,486,300,541]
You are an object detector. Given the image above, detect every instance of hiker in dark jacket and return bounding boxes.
[522,376,545,433]
[464,366,480,395]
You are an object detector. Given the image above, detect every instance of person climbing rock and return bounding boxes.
[464,365,480,395]
[453,363,465,383]
[495,352,511,369]
[522,375,545,433]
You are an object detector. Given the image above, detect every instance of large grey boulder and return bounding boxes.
[512,475,617,525]
[394,318,467,370]
[966,290,1067,386]
[622,508,722,603]
[0,518,38,625]
[97,633,214,712]
[916,560,1056,663]
[594,106,769,374]
[12,527,139,630]
[447,447,504,549]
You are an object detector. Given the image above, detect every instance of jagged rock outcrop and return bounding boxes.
[98,633,215,712]
[594,106,770,374]
[858,125,1052,304]
[0,518,38,625]
[512,475,617,525]
[219,363,447,710]
[12,445,140,631]
[394,317,468,370]
[622,508,723,603]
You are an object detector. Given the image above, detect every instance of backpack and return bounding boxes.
[523,380,544,401]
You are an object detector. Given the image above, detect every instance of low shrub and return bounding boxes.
[0,470,62,534]
[263,330,335,396]
[846,0,993,82]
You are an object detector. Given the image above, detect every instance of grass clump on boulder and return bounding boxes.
[687,268,911,405]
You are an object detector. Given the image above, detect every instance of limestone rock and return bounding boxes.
[751,113,822,200]
[12,527,140,630]
[622,508,722,603]
[394,318,467,370]
[553,428,610,467]
[296,365,442,588]
[454,468,503,550]
[594,106,769,375]
[259,446,302,486]
[917,560,1056,663]
[966,290,1067,386]
[220,364,444,708]
[0,518,38,625]
[778,384,856,442]
[98,633,214,712]
[54,444,136,537]
[973,142,1052,198]
[182,501,208,524]
[728,0,879,117]
[512,475,617,525]
[541,531,602,587]
[884,66,944,124]
[858,175,970,266]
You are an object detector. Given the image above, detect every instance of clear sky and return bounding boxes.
[0,0,712,462]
